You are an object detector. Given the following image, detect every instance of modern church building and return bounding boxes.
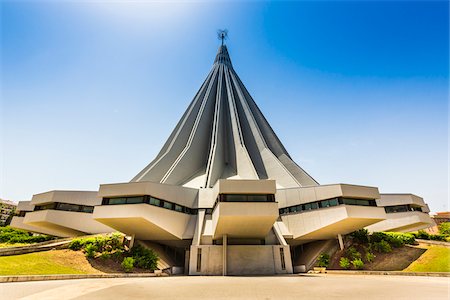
[11,43,432,275]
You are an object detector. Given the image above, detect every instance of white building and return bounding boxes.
[11,44,433,275]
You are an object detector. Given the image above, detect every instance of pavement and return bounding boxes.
[0,274,449,300]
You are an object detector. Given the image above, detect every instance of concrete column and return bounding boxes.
[337,234,344,250]
[128,234,136,249]
[223,234,227,276]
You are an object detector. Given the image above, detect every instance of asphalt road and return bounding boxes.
[1,274,449,300]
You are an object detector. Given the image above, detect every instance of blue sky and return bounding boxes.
[1,1,448,212]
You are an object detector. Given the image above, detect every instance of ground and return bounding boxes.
[329,244,426,271]
[0,250,101,275]
[404,245,450,272]
[0,275,448,300]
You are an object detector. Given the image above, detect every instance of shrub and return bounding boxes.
[317,253,330,268]
[412,231,446,241]
[384,232,416,245]
[84,244,96,258]
[414,230,430,240]
[429,234,447,241]
[339,257,350,269]
[370,232,387,243]
[131,245,158,271]
[438,222,450,236]
[365,252,376,263]
[372,240,392,253]
[346,247,361,260]
[68,239,83,251]
[68,233,124,254]
[351,258,364,270]
[0,226,54,244]
[121,257,135,272]
[350,229,369,244]
[100,252,111,260]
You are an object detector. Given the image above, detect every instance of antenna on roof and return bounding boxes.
[217,29,228,46]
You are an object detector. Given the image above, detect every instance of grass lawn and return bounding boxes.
[0,249,103,275]
[403,245,450,272]
[0,243,29,248]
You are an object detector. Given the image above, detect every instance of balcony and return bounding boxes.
[281,205,386,243]
[23,209,112,237]
[211,200,279,240]
[366,211,433,233]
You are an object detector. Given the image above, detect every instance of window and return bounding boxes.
[329,198,339,207]
[81,206,94,213]
[196,248,202,272]
[35,202,94,214]
[149,197,161,206]
[126,197,144,204]
[56,203,80,212]
[280,248,286,270]
[175,205,183,212]
[163,201,173,210]
[109,198,126,205]
[221,194,274,202]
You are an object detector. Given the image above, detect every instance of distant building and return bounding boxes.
[0,199,17,226]
[11,42,434,275]
[424,211,450,234]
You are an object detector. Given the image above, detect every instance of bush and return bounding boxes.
[85,244,96,258]
[350,229,369,244]
[414,230,430,240]
[429,234,447,241]
[339,257,350,269]
[131,245,158,271]
[317,253,330,268]
[365,252,376,263]
[372,240,392,253]
[100,252,111,260]
[412,230,447,241]
[346,247,361,260]
[68,239,83,251]
[68,233,124,254]
[439,222,450,236]
[0,226,54,244]
[384,232,416,245]
[351,258,364,270]
[121,257,135,272]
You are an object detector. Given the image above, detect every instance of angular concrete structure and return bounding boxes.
[365,194,433,233]
[11,43,433,275]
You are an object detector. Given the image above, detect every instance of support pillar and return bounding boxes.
[129,234,136,249]
[223,234,227,276]
[337,234,344,250]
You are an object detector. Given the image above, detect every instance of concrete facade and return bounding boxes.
[10,44,433,275]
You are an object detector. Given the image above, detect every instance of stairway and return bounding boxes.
[136,241,184,273]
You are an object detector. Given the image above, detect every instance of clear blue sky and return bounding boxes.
[1,1,448,212]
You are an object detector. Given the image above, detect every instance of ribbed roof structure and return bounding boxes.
[132,45,318,188]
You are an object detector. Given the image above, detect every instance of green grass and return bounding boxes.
[0,242,29,248]
[0,250,101,275]
[404,246,450,273]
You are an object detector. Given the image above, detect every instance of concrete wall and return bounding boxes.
[376,194,427,208]
[98,181,198,208]
[31,191,101,206]
[366,211,433,233]
[189,245,292,275]
[276,184,380,208]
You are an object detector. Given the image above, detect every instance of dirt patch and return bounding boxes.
[329,245,426,271]
[87,254,152,273]
[46,249,104,274]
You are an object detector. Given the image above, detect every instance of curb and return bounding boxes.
[0,272,168,283]
[416,239,450,247]
[323,270,450,277]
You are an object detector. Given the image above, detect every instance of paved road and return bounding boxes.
[1,274,448,300]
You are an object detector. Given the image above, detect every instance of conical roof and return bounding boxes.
[132,45,318,188]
